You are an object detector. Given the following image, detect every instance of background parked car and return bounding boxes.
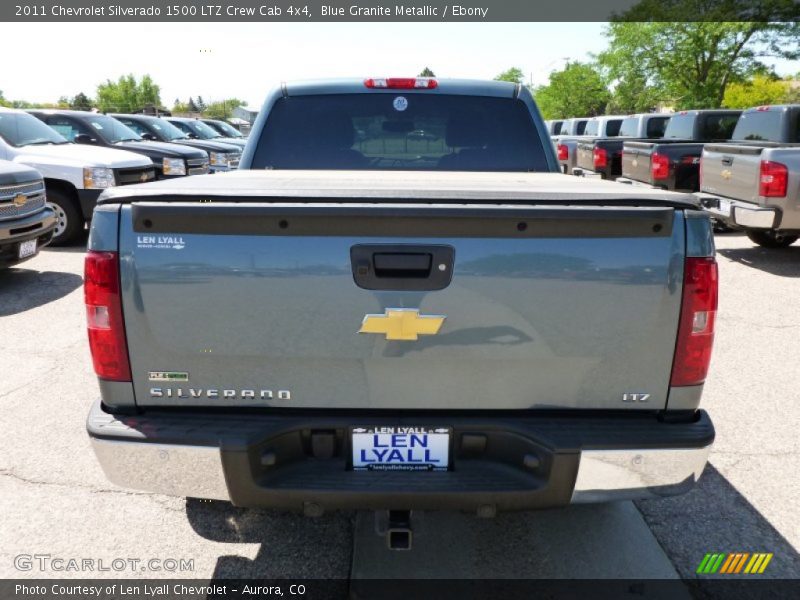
[164,116,247,150]
[554,117,589,138]
[111,114,242,172]
[0,107,154,245]
[0,161,56,267]
[574,113,672,180]
[544,119,564,136]
[696,104,800,248]
[617,109,741,192]
[201,118,248,140]
[556,115,625,175]
[30,110,209,179]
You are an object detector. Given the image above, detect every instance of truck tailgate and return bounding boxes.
[701,144,763,202]
[118,201,685,411]
[575,142,595,172]
[622,142,654,183]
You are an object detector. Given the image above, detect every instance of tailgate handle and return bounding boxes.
[373,253,431,277]
[351,244,455,291]
[721,156,733,166]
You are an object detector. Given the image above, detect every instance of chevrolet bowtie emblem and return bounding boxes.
[359,309,445,341]
[13,193,27,207]
[631,158,638,168]
[721,169,732,180]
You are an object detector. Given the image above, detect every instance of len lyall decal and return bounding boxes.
[696,552,773,574]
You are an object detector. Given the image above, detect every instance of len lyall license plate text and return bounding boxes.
[352,426,450,472]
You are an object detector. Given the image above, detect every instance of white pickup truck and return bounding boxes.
[0,107,155,245]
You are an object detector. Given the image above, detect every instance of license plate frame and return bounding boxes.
[351,426,451,472]
[18,239,37,259]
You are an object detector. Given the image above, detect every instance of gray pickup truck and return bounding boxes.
[697,104,800,248]
[556,115,625,175]
[617,110,741,192]
[575,113,672,180]
[86,79,716,540]
[0,161,56,267]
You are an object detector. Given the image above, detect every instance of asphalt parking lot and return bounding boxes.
[1,232,798,591]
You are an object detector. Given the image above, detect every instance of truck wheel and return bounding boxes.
[46,189,84,246]
[746,230,798,249]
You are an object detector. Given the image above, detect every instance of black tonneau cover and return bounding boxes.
[99,170,698,209]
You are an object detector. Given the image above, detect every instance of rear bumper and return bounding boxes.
[572,167,604,180]
[696,192,779,229]
[87,400,713,512]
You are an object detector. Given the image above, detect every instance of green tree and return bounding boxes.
[722,74,792,108]
[0,90,10,108]
[96,74,162,113]
[418,67,436,77]
[534,62,610,119]
[70,92,93,111]
[203,98,245,120]
[187,97,199,112]
[196,96,207,112]
[494,67,525,84]
[599,10,800,109]
[172,98,190,113]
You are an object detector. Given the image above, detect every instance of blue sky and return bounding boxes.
[1,22,796,108]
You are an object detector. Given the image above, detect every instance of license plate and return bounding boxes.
[351,426,450,472]
[18,239,37,259]
[717,199,731,216]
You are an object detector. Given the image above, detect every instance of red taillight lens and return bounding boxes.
[557,143,569,161]
[593,147,607,169]
[759,160,788,197]
[85,251,131,382]
[364,78,438,89]
[651,153,669,180]
[671,257,718,387]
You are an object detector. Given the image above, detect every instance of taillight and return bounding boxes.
[759,160,788,197]
[671,257,718,387]
[364,78,438,89]
[557,143,569,161]
[651,153,669,180]
[85,251,131,382]
[593,147,607,169]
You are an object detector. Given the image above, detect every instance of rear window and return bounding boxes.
[606,119,623,137]
[618,117,640,137]
[251,94,549,171]
[733,111,785,142]
[700,114,740,140]
[584,118,622,137]
[663,114,695,139]
[583,119,601,136]
[646,117,670,138]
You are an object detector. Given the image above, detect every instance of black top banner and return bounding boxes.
[3,0,799,22]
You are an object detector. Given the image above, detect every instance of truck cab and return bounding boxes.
[0,107,155,245]
[30,110,210,180]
